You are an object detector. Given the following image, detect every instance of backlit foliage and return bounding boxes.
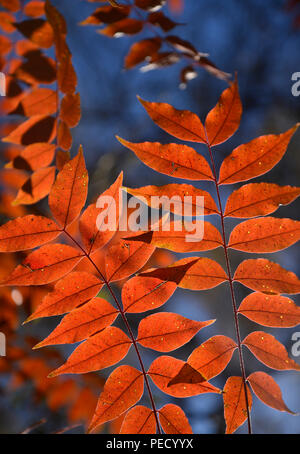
[81,0,229,87]
[0,0,299,435]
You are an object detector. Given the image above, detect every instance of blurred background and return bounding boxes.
[0,0,300,434]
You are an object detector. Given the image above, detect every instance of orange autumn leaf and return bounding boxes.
[33,298,118,347]
[125,38,161,69]
[122,274,177,313]
[167,363,206,387]
[183,335,237,381]
[81,5,130,27]
[234,258,300,294]
[148,356,221,398]
[228,217,300,253]
[2,115,56,145]
[120,406,156,434]
[13,166,55,205]
[126,183,219,216]
[137,97,206,143]
[103,238,155,283]
[137,312,214,352]
[126,220,222,253]
[247,371,296,414]
[219,125,299,184]
[159,404,193,434]
[56,149,71,170]
[99,18,143,37]
[57,120,72,151]
[238,292,300,328]
[11,143,56,171]
[139,256,228,291]
[0,0,20,12]
[117,138,213,181]
[60,93,81,128]
[79,172,123,254]
[89,365,144,432]
[49,147,88,227]
[14,19,54,48]
[24,271,103,321]
[224,183,300,218]
[24,1,45,18]
[242,331,300,371]
[205,78,242,146]
[0,215,61,252]
[223,376,252,434]
[49,326,132,376]
[170,256,228,290]
[14,88,57,117]
[1,244,83,287]
[0,12,15,33]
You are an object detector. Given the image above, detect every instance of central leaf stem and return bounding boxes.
[63,229,162,434]
[204,130,252,434]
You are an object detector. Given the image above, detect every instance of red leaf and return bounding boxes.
[122,274,177,313]
[140,256,228,291]
[159,404,193,434]
[126,220,222,253]
[14,88,57,117]
[238,292,300,327]
[125,38,161,69]
[100,18,143,37]
[175,257,228,290]
[205,78,242,146]
[126,183,219,215]
[103,238,155,283]
[137,97,207,143]
[14,19,54,48]
[2,115,56,145]
[88,365,144,432]
[12,143,56,171]
[187,335,237,381]
[148,356,221,397]
[13,166,55,205]
[247,371,296,414]
[120,406,156,434]
[167,363,206,387]
[137,312,214,352]
[33,298,118,347]
[242,331,300,370]
[0,215,61,252]
[48,326,131,376]
[228,217,300,253]
[79,172,123,254]
[1,244,83,287]
[117,138,213,180]
[49,147,88,227]
[81,5,130,26]
[224,183,300,218]
[234,259,300,294]
[219,125,299,184]
[24,271,103,321]
[24,1,45,18]
[60,93,81,128]
[0,0,20,12]
[223,376,252,434]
